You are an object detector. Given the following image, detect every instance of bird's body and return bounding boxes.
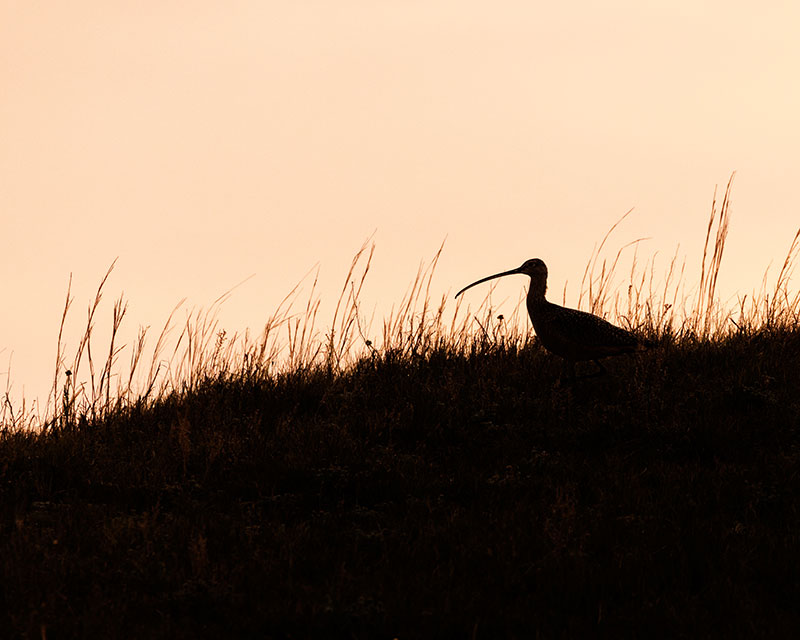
[456,258,643,379]
[525,295,639,363]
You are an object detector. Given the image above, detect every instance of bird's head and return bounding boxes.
[516,258,547,279]
[455,258,548,299]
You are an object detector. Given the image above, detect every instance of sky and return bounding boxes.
[2,1,799,411]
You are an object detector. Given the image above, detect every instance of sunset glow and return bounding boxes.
[2,1,799,410]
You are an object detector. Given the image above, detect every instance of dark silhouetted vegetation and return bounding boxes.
[3,178,800,637]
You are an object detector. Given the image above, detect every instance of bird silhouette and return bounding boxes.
[456,258,645,381]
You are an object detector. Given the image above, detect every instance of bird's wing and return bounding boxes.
[554,305,639,348]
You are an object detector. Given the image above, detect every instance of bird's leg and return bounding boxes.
[574,359,607,380]
[557,359,577,386]
[592,359,607,377]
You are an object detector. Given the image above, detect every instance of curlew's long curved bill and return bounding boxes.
[455,267,525,298]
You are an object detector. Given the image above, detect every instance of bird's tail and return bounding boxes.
[637,337,657,351]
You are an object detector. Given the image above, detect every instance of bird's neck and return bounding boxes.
[527,275,547,303]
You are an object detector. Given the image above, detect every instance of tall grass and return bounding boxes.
[2,175,798,432]
[574,174,800,340]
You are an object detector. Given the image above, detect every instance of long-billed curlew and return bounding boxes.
[455,258,645,381]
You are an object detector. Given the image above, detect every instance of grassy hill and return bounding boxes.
[3,193,800,637]
[2,327,800,638]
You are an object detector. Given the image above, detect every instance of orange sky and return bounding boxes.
[2,1,799,410]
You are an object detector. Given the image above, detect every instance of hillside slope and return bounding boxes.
[2,331,800,638]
